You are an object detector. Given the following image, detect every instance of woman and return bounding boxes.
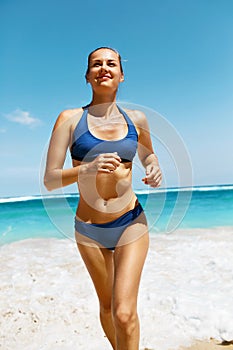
[44,47,162,350]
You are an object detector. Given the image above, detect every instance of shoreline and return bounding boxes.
[1,225,233,248]
[1,230,233,350]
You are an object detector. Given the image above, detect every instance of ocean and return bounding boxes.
[1,184,233,246]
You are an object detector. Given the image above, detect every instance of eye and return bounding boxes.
[93,62,101,67]
[108,63,116,67]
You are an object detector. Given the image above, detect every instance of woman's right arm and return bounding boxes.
[44,110,122,191]
[44,110,82,191]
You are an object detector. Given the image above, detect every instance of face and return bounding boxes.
[86,49,124,91]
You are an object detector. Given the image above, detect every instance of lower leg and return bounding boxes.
[114,310,140,350]
[99,305,116,349]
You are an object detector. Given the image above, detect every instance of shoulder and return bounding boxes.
[53,108,83,131]
[123,108,148,129]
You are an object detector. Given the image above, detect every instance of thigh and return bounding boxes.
[77,241,114,308]
[113,223,149,308]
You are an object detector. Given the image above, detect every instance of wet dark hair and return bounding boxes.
[85,46,124,81]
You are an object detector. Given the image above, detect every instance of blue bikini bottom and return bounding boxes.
[75,203,144,250]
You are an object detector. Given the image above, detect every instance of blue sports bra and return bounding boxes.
[70,106,138,163]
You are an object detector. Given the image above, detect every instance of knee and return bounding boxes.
[100,300,112,315]
[113,305,137,332]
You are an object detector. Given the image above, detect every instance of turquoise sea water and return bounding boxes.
[1,185,233,245]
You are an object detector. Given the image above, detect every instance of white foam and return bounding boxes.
[0,193,79,204]
[1,228,233,349]
[135,183,233,195]
[1,183,232,203]
[0,195,40,203]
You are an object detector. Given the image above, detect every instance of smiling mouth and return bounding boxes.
[98,75,111,80]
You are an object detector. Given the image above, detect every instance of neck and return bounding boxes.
[87,102,119,118]
[88,92,119,117]
[90,90,117,105]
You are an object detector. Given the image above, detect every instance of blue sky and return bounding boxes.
[1,0,233,197]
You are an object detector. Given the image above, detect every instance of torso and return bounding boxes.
[68,107,140,224]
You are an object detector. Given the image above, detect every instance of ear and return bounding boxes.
[120,74,124,83]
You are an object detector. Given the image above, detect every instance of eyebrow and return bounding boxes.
[92,58,117,62]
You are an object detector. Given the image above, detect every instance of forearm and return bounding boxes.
[44,165,85,191]
[141,153,162,187]
[142,153,160,169]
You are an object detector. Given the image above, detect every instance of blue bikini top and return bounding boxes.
[70,106,138,163]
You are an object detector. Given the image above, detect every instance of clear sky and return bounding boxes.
[1,0,233,197]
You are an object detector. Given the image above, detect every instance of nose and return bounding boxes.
[100,61,108,71]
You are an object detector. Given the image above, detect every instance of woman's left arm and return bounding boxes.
[134,110,162,188]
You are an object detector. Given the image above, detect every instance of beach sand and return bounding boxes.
[1,229,233,350]
[180,338,233,350]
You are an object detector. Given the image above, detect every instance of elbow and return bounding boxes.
[43,176,54,192]
[43,168,63,191]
